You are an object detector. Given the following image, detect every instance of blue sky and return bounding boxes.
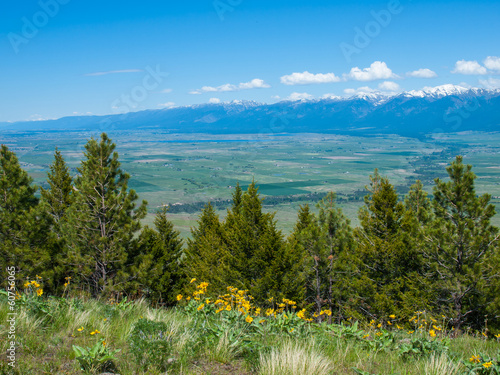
[1,0,499,122]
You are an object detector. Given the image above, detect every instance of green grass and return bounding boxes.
[1,291,499,375]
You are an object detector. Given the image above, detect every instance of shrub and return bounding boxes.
[128,318,174,371]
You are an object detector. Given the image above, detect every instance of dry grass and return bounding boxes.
[422,354,462,375]
[258,340,335,375]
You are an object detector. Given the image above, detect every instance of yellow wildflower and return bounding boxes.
[197,304,204,311]
[226,305,231,311]
[377,323,382,328]
[407,331,414,334]
[245,316,253,324]
[77,327,84,332]
[90,330,100,335]
[495,333,500,339]
[469,355,481,363]
[429,330,436,338]
[363,334,370,339]
[37,289,43,296]
[176,294,183,301]
[259,319,265,324]
[23,281,30,288]
[389,314,396,319]
[387,321,392,325]
[190,278,196,283]
[483,361,493,368]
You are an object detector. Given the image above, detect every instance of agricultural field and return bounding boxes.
[2,130,500,238]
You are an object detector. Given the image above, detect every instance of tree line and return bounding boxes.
[1,133,499,331]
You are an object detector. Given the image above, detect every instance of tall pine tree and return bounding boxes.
[426,156,499,330]
[40,148,74,292]
[0,145,51,286]
[291,194,358,321]
[355,170,428,319]
[63,133,147,297]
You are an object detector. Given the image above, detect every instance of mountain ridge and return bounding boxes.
[2,85,499,137]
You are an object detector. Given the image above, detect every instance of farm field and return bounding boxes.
[2,130,500,238]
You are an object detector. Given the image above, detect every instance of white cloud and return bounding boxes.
[159,88,173,93]
[285,92,314,101]
[479,77,500,89]
[208,98,221,104]
[407,68,437,78]
[85,69,143,76]
[344,61,398,81]
[452,60,487,75]
[190,78,270,94]
[280,71,342,85]
[378,81,400,91]
[158,102,176,109]
[344,86,376,95]
[484,56,500,72]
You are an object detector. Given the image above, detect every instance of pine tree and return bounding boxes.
[0,145,51,286]
[133,206,184,305]
[183,202,236,294]
[39,148,74,293]
[426,156,499,330]
[355,171,428,319]
[292,194,357,321]
[224,181,292,304]
[41,148,73,228]
[62,133,147,297]
[405,180,432,226]
[185,182,303,304]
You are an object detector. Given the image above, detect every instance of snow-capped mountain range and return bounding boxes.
[2,85,499,137]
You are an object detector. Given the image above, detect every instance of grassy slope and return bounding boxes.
[1,294,499,375]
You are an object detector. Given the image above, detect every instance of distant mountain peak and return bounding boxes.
[404,84,482,99]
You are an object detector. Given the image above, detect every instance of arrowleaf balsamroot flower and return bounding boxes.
[483,361,493,368]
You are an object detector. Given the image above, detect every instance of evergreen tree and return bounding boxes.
[405,180,432,226]
[184,182,304,304]
[292,194,357,321]
[132,206,184,305]
[183,202,235,294]
[40,148,74,293]
[40,148,73,227]
[426,156,499,331]
[355,170,428,319]
[0,145,51,286]
[224,181,294,304]
[62,133,147,297]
